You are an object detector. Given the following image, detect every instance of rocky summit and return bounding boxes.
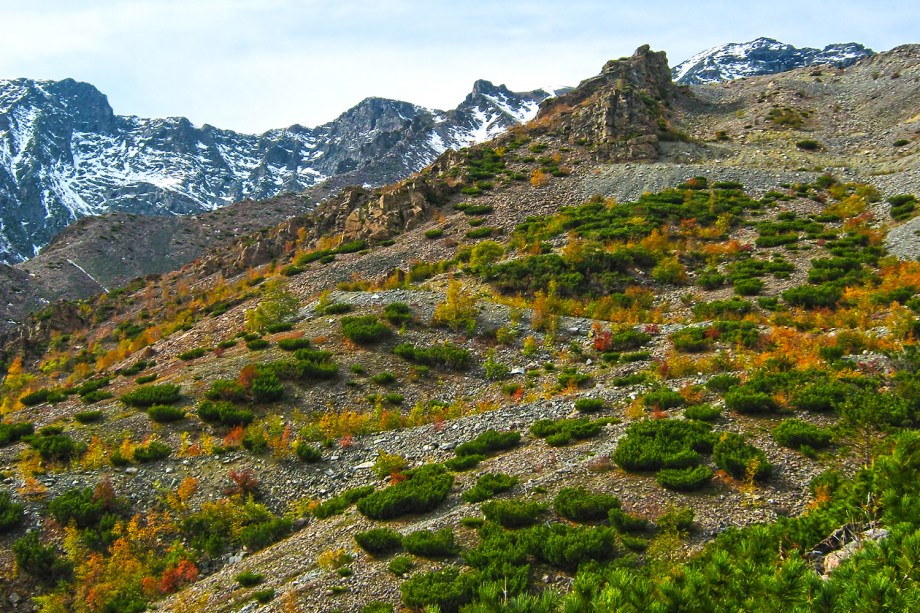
[0,41,919,613]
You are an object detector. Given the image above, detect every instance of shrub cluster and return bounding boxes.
[462,473,519,503]
[25,428,86,462]
[393,342,472,370]
[402,528,459,557]
[120,384,181,407]
[0,491,24,532]
[772,419,833,450]
[712,432,772,481]
[147,404,186,423]
[198,400,254,426]
[356,465,454,520]
[612,419,714,472]
[656,465,713,491]
[530,417,603,447]
[383,302,413,326]
[355,528,403,555]
[455,430,520,457]
[341,315,390,344]
[312,486,375,520]
[133,440,171,463]
[0,421,34,447]
[574,398,606,413]
[481,498,546,528]
[553,487,620,522]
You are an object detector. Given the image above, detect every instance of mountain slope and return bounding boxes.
[0,78,551,264]
[0,44,919,613]
[672,37,873,84]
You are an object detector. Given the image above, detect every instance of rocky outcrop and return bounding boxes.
[534,45,676,162]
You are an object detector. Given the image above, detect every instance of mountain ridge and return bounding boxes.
[0,77,552,264]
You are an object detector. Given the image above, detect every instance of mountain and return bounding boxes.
[1,44,919,613]
[0,77,553,264]
[672,37,874,84]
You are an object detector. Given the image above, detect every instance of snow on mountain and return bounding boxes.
[672,37,874,85]
[0,78,552,264]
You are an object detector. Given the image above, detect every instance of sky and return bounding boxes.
[0,0,916,134]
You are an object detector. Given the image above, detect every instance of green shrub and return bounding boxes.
[657,506,695,533]
[724,390,779,414]
[178,347,208,361]
[235,570,264,587]
[705,374,740,392]
[400,567,473,612]
[25,431,86,462]
[670,327,711,352]
[80,390,113,404]
[135,374,158,384]
[197,400,254,426]
[402,527,459,557]
[612,419,713,472]
[783,283,842,308]
[712,433,772,481]
[789,381,850,412]
[0,491,24,532]
[383,302,413,326]
[281,264,304,276]
[120,384,181,407]
[356,465,454,520]
[133,441,171,463]
[355,528,403,555]
[246,338,270,351]
[371,371,397,385]
[455,430,520,457]
[393,342,471,369]
[250,372,284,402]
[295,442,321,462]
[692,298,753,320]
[684,404,721,421]
[553,487,620,522]
[0,421,35,446]
[12,532,72,582]
[253,589,275,604]
[465,226,498,239]
[341,315,389,343]
[240,517,291,551]
[424,228,444,239]
[734,277,764,296]
[644,389,685,410]
[796,139,820,151]
[483,356,510,380]
[205,379,248,402]
[698,268,726,290]
[20,388,54,406]
[535,524,618,572]
[530,417,603,447]
[575,398,606,413]
[462,473,519,502]
[362,602,395,613]
[608,507,650,533]
[147,404,186,423]
[772,419,833,450]
[48,487,111,529]
[481,498,546,528]
[322,302,353,315]
[388,556,414,576]
[443,454,484,471]
[656,465,712,491]
[312,486,375,519]
[277,337,312,351]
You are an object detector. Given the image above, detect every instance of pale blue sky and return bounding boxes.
[0,0,915,133]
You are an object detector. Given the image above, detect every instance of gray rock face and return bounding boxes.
[672,37,873,85]
[0,78,552,264]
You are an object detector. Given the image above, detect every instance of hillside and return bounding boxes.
[0,44,919,612]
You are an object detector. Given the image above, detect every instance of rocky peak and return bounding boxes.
[534,45,675,162]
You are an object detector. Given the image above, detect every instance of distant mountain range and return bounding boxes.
[0,37,875,265]
[672,37,873,84]
[0,78,554,263]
